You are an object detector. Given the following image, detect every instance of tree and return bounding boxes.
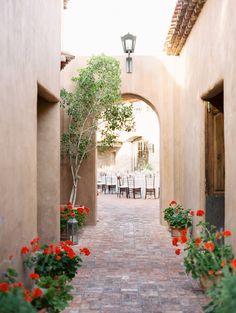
[61,54,134,206]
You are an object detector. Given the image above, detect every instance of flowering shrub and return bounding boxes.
[0,268,38,313]
[182,221,234,279]
[204,268,236,313]
[32,275,73,313]
[22,239,90,280]
[164,200,192,229]
[60,202,90,232]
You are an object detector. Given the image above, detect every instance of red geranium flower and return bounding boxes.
[84,207,90,214]
[67,250,76,259]
[56,255,61,261]
[215,231,221,239]
[80,247,91,256]
[68,202,73,210]
[196,209,205,216]
[24,290,32,302]
[32,288,43,299]
[190,211,194,216]
[222,230,232,237]
[204,241,215,251]
[12,281,24,288]
[172,237,178,246]
[194,238,201,247]
[180,235,188,244]
[169,200,177,206]
[181,229,187,235]
[71,212,75,217]
[0,282,9,293]
[175,248,181,255]
[221,260,226,268]
[21,246,29,254]
[65,240,73,246]
[43,247,50,255]
[29,273,40,280]
[230,259,236,269]
[77,207,84,214]
[32,244,40,252]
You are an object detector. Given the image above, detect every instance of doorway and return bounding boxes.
[205,89,225,230]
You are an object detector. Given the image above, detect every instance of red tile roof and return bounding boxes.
[164,0,207,55]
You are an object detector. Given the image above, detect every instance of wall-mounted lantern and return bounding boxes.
[121,33,136,73]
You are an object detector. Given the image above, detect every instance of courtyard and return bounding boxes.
[63,195,207,313]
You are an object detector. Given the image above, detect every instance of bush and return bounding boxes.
[60,202,89,232]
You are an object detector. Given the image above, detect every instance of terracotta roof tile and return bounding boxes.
[164,0,207,55]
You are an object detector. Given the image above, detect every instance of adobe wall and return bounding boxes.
[172,0,236,251]
[0,1,61,272]
[60,56,178,224]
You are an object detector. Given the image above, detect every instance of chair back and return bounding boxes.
[127,175,135,188]
[145,174,155,188]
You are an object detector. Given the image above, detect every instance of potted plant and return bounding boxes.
[165,204,192,237]
[203,262,236,312]
[60,202,89,240]
[182,220,234,290]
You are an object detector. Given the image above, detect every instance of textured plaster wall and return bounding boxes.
[0,1,61,271]
[172,0,236,251]
[61,56,178,224]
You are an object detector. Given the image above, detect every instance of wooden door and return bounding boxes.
[205,92,225,230]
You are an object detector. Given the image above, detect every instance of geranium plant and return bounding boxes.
[60,202,90,232]
[203,263,236,312]
[23,239,88,280]
[164,200,192,230]
[182,220,234,280]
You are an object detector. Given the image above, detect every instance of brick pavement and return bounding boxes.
[63,194,207,313]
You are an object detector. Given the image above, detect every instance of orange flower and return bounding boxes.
[204,241,215,251]
[169,200,177,206]
[21,246,29,254]
[215,232,221,239]
[0,282,9,293]
[208,269,215,276]
[175,248,181,255]
[221,260,226,268]
[222,230,232,237]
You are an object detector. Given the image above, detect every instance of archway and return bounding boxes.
[96,93,160,210]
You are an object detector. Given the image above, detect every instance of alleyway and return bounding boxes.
[64,195,207,313]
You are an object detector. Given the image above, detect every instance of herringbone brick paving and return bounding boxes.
[63,194,207,313]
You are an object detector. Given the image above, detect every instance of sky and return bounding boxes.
[62,0,176,56]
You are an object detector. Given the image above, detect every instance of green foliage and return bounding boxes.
[60,204,88,232]
[184,222,234,279]
[204,271,236,313]
[164,203,192,229]
[0,288,36,313]
[164,205,179,224]
[33,275,73,313]
[61,54,134,205]
[27,245,82,280]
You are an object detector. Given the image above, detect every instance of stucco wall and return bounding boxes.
[172,0,236,251]
[61,56,177,224]
[0,0,61,272]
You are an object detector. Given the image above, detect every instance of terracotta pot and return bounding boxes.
[200,273,222,291]
[38,309,47,313]
[170,227,183,237]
